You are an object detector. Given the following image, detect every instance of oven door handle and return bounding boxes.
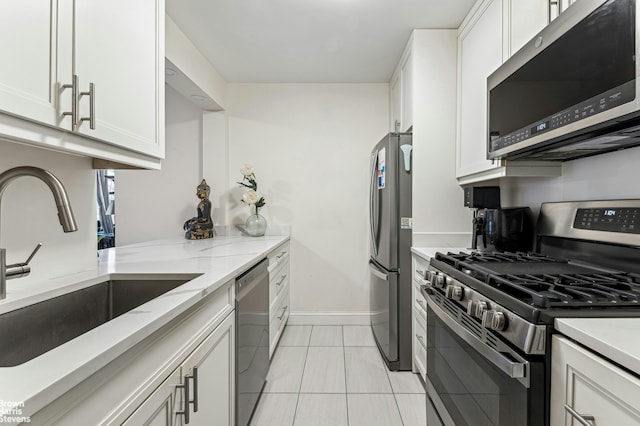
[426,294,529,383]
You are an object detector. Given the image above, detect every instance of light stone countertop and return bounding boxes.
[555,318,640,375]
[0,235,289,419]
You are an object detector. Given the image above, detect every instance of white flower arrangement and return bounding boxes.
[238,164,266,215]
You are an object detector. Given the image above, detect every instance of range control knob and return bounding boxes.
[445,285,464,301]
[467,300,488,319]
[433,274,446,289]
[481,310,507,331]
[424,270,433,281]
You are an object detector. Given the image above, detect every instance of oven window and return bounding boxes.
[426,305,541,426]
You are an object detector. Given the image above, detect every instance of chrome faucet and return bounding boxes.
[0,166,78,300]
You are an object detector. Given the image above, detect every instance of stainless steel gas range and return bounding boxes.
[420,200,640,426]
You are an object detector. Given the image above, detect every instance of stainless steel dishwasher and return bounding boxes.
[235,258,269,426]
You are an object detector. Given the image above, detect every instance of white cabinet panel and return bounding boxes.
[0,0,58,127]
[268,241,291,358]
[551,335,640,425]
[504,0,549,59]
[123,369,182,426]
[0,0,164,168]
[74,0,163,158]
[400,51,414,132]
[390,73,401,132]
[183,314,235,426]
[457,0,503,178]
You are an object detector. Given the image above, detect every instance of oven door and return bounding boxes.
[424,290,545,426]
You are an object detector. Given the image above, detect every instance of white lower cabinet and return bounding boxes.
[30,281,235,426]
[412,253,429,381]
[122,369,183,426]
[127,313,235,426]
[551,335,640,425]
[268,241,291,358]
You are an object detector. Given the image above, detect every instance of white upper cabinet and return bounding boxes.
[74,0,163,157]
[0,0,164,169]
[457,0,504,179]
[389,47,414,133]
[0,1,59,127]
[504,0,549,59]
[456,0,561,184]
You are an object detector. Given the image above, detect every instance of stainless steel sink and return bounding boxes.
[0,274,201,367]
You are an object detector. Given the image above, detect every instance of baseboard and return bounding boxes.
[287,312,371,325]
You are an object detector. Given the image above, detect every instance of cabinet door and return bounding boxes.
[551,336,640,425]
[504,0,548,59]
[456,0,503,178]
[390,72,402,132]
[123,369,183,426]
[400,50,414,132]
[74,0,163,158]
[0,0,61,127]
[181,314,235,426]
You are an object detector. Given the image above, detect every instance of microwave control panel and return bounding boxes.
[489,81,635,154]
[573,207,640,234]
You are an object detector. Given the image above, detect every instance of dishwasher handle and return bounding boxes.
[236,258,269,302]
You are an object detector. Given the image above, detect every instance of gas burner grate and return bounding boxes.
[434,251,640,310]
[490,272,640,308]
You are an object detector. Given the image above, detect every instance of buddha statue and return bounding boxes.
[183,179,215,240]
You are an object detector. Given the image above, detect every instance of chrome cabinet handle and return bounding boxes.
[564,405,595,426]
[276,251,287,260]
[415,334,427,350]
[188,367,199,413]
[176,376,190,424]
[415,298,426,311]
[62,74,79,127]
[278,305,288,320]
[276,274,287,286]
[79,82,95,129]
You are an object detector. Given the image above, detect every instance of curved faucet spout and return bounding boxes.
[0,166,78,232]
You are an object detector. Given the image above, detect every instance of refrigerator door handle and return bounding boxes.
[369,151,379,256]
[368,260,389,281]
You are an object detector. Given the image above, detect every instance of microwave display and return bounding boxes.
[488,0,636,154]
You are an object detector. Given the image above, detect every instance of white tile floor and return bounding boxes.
[250,325,427,426]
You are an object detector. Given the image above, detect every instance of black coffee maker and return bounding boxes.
[464,187,535,253]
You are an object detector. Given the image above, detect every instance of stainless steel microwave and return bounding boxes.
[487,0,640,161]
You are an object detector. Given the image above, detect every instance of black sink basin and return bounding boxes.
[0,274,200,367]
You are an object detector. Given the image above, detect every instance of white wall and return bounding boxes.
[226,84,388,313]
[501,146,640,214]
[116,86,204,245]
[0,140,96,288]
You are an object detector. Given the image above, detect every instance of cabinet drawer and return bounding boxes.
[269,288,290,356]
[269,259,290,304]
[413,308,427,380]
[414,282,427,323]
[551,335,640,425]
[268,242,290,270]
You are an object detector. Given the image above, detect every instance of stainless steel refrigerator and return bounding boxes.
[369,132,412,371]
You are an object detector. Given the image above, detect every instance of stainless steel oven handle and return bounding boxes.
[368,261,388,281]
[426,294,528,381]
[564,405,596,426]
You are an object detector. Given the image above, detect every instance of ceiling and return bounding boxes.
[166,0,476,83]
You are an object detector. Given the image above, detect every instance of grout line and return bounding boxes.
[342,331,350,426]
[291,336,311,426]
